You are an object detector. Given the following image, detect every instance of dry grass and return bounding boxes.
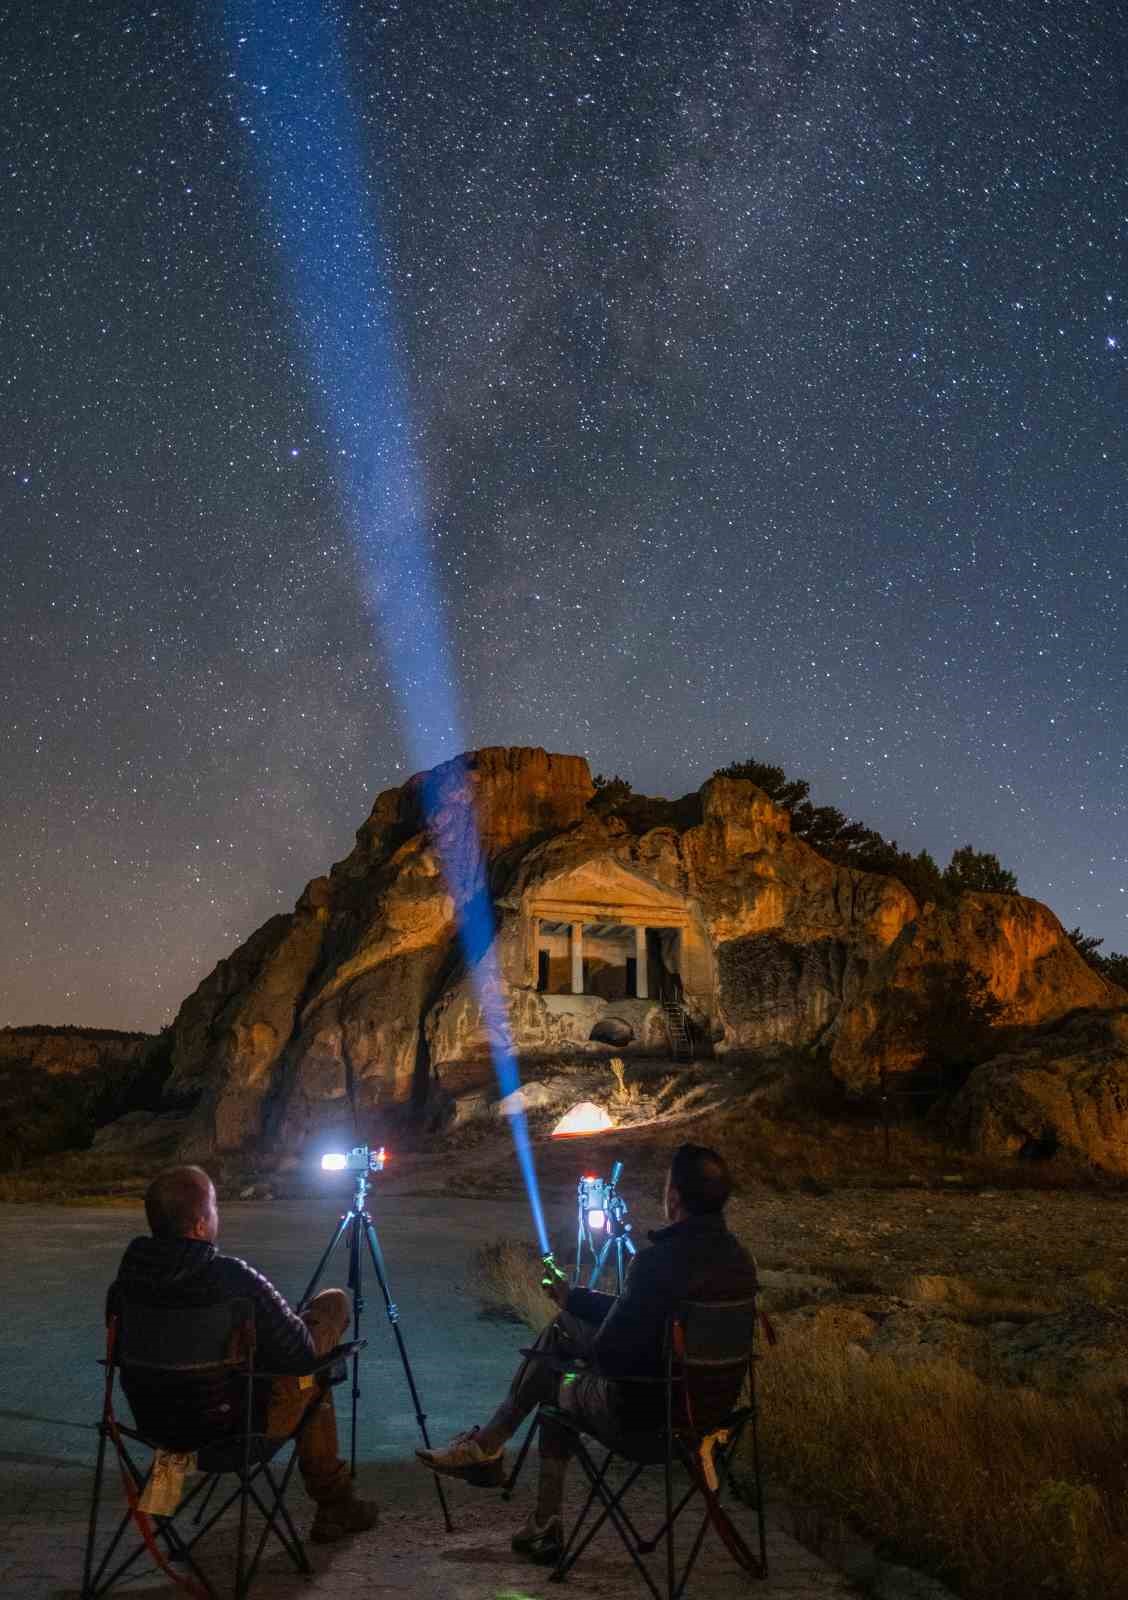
[460,1093,1108,1208]
[477,1235,1128,1600]
[901,1272,1062,1323]
[0,1150,170,1204]
[752,1324,1128,1600]
[475,1237,554,1332]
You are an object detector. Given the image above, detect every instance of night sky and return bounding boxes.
[3,1,1126,1032]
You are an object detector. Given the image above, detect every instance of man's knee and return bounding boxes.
[303,1288,351,1352]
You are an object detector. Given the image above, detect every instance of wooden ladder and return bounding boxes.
[662,1000,693,1063]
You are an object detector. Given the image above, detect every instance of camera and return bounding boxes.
[575,1159,635,1290]
[321,1145,387,1174]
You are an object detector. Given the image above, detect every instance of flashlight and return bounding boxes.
[541,1251,568,1290]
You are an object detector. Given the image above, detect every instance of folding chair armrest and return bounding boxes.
[323,1340,365,1366]
[255,1340,367,1382]
[517,1348,588,1375]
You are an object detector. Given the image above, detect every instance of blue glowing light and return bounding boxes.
[222,1,548,1254]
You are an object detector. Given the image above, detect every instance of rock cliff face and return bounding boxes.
[827,893,1122,1090]
[0,1026,149,1077]
[160,746,1127,1169]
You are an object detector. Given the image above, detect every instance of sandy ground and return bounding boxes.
[0,1188,863,1599]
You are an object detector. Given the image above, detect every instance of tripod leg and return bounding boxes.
[348,1219,363,1479]
[589,1234,614,1292]
[359,1215,454,1532]
[299,1210,353,1312]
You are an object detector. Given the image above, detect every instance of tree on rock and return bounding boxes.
[1067,928,1128,991]
[591,773,633,806]
[713,758,810,811]
[942,846,1018,895]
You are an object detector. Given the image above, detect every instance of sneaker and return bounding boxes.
[415,1425,505,1486]
[511,1512,564,1566]
[309,1494,379,1545]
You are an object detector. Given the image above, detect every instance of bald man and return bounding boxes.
[107,1165,377,1545]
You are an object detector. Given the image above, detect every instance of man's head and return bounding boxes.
[144,1165,219,1243]
[664,1143,731,1223]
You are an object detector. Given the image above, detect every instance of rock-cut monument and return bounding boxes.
[159,747,1125,1168]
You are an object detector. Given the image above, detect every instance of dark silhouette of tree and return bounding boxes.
[591,773,633,806]
[712,754,1019,906]
[942,845,1018,894]
[1066,928,1128,992]
[1105,953,1128,990]
[713,759,810,811]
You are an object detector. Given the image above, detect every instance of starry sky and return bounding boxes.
[3,0,1126,1031]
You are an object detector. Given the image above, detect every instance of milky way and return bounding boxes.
[2,1,1125,1029]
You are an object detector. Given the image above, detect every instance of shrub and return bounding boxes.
[749,1324,1128,1600]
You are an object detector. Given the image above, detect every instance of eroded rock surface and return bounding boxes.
[153,745,1125,1168]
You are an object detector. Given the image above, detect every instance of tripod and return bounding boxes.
[300,1164,453,1531]
[575,1162,636,1294]
[585,1204,636,1293]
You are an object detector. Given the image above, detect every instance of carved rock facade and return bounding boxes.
[160,746,1126,1169]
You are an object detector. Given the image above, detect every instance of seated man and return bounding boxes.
[107,1164,377,1545]
[417,1142,757,1565]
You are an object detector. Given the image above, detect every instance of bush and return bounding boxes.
[749,1324,1128,1600]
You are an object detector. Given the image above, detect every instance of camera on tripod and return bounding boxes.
[575,1159,635,1292]
[321,1145,387,1174]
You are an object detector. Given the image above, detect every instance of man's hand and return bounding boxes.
[540,1251,569,1310]
[543,1275,569,1310]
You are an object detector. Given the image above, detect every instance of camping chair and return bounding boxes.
[81,1296,363,1600]
[542,1296,766,1599]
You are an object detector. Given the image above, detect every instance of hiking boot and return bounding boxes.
[511,1512,564,1566]
[309,1493,379,1544]
[416,1425,505,1486]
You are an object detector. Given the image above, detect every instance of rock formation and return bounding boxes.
[0,1026,154,1170]
[0,1026,148,1077]
[155,746,1127,1170]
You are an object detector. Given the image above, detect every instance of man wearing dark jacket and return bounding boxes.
[416,1142,757,1565]
[108,1165,377,1544]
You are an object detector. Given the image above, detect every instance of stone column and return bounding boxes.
[634,925,648,999]
[570,922,584,994]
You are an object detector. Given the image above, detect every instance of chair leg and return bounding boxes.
[747,1379,767,1576]
[501,1409,538,1500]
[192,1472,221,1525]
[554,1447,660,1600]
[242,1454,310,1587]
[551,1446,608,1581]
[664,1444,675,1600]
[81,1424,109,1598]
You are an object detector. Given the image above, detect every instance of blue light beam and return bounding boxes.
[223,1,549,1253]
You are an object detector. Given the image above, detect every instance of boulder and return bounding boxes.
[90,1110,192,1155]
[494,1081,558,1117]
[950,1008,1128,1173]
